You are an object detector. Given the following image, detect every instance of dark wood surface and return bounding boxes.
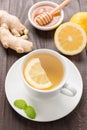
[0,0,87,130]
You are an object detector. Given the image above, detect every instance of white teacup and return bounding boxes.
[21,49,77,100]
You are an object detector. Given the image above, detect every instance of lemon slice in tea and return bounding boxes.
[24,58,52,90]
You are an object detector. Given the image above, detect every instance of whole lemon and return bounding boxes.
[70,12,87,34]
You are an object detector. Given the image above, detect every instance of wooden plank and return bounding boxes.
[0,0,10,129]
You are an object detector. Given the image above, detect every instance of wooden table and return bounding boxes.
[0,0,87,130]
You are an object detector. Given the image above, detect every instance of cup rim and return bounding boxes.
[28,1,64,31]
[21,49,67,93]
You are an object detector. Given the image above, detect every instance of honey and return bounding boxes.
[32,5,61,27]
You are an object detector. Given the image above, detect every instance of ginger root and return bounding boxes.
[0,10,33,53]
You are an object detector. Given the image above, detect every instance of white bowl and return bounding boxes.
[28,1,64,31]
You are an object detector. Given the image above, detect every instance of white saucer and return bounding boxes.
[5,55,83,122]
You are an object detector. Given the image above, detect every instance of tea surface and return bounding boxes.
[23,52,64,90]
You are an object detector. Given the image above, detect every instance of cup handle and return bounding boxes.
[60,83,77,97]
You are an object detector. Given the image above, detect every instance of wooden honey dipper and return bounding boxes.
[35,0,71,26]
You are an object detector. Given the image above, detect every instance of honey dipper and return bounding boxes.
[35,0,71,26]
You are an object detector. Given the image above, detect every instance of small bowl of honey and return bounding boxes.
[28,1,64,31]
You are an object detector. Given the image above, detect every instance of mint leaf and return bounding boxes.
[24,106,36,119]
[14,99,27,109]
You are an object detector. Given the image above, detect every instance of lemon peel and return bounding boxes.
[70,12,87,34]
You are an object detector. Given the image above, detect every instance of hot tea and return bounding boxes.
[23,52,64,90]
